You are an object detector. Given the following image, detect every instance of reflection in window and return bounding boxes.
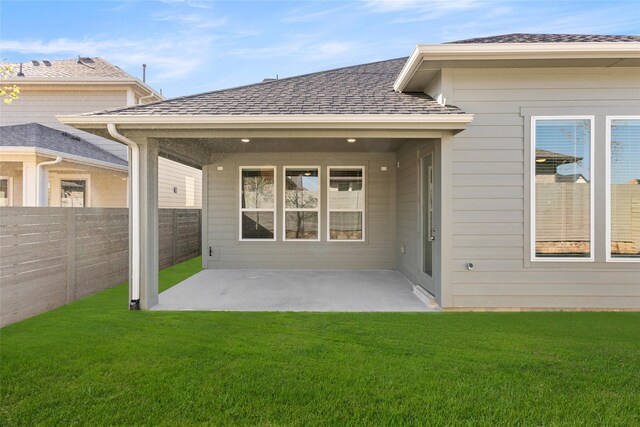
[241,168,275,240]
[0,178,9,207]
[328,168,364,241]
[533,118,591,258]
[284,168,319,240]
[61,180,86,207]
[610,118,640,259]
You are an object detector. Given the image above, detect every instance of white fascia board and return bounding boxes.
[394,42,640,92]
[57,113,474,130]
[0,146,128,171]
[7,78,164,101]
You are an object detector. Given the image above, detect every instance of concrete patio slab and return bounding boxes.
[151,269,438,312]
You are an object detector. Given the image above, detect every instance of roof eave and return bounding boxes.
[394,42,640,92]
[57,113,474,132]
[5,78,164,101]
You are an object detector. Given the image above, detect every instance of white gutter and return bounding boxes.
[36,156,62,207]
[107,123,141,305]
[58,113,474,128]
[138,93,157,105]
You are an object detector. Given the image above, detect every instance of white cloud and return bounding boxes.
[0,34,214,82]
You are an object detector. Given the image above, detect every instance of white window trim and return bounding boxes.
[57,173,91,208]
[0,176,13,207]
[327,166,365,242]
[282,166,321,242]
[606,115,640,262]
[239,166,277,242]
[530,116,595,262]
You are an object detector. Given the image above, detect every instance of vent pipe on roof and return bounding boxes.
[142,64,146,83]
[17,63,24,77]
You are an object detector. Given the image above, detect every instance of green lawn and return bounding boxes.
[1,257,639,426]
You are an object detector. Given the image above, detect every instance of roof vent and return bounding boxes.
[31,60,40,66]
[60,131,81,141]
[17,63,24,77]
[43,60,52,66]
[77,57,94,64]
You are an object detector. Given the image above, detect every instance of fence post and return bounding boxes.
[65,208,76,303]
[172,209,179,265]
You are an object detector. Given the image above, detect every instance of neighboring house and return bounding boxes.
[0,57,202,208]
[60,33,640,310]
[0,123,127,207]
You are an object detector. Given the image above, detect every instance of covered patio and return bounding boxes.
[151,269,438,311]
[58,57,472,311]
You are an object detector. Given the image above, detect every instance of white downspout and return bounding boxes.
[107,123,141,306]
[36,156,62,207]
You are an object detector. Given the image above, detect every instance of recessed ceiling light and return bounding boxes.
[241,138,251,143]
[346,138,356,143]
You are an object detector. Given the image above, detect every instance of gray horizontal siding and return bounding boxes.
[448,66,640,309]
[204,152,396,270]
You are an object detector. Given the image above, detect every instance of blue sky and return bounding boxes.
[1,0,639,98]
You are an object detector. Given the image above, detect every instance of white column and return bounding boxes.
[134,138,159,309]
[22,161,37,206]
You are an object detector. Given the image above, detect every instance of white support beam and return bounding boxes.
[22,161,37,206]
[137,138,159,309]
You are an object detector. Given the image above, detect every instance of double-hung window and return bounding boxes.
[240,167,276,241]
[283,167,320,241]
[327,167,365,241]
[607,117,640,261]
[531,117,594,260]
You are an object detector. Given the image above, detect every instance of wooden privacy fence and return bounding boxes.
[0,207,201,327]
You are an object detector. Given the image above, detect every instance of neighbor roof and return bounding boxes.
[0,123,127,167]
[8,57,133,79]
[450,33,640,43]
[84,58,464,116]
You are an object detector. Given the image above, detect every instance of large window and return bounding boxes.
[61,179,87,207]
[607,117,640,261]
[240,167,276,241]
[283,167,320,241]
[531,117,593,260]
[327,167,365,241]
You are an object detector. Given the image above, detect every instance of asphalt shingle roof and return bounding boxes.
[450,33,640,43]
[0,123,127,166]
[9,57,133,79]
[89,58,463,116]
[77,33,638,118]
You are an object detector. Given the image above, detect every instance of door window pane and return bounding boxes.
[61,180,86,207]
[534,119,591,258]
[422,155,433,277]
[610,119,640,258]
